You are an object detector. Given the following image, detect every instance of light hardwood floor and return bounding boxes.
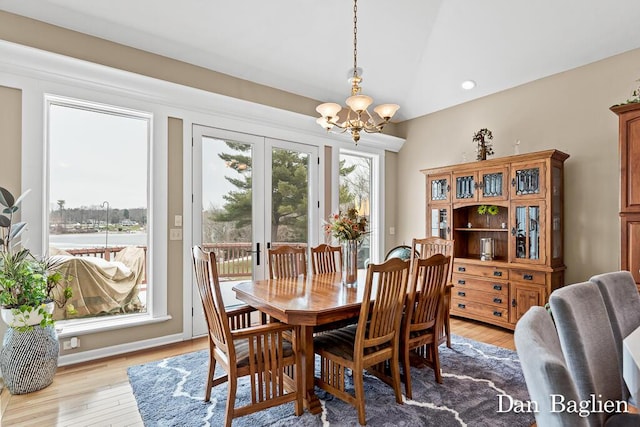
[0,317,515,426]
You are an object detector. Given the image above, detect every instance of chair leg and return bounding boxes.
[294,329,303,416]
[401,345,413,399]
[390,350,404,404]
[432,344,443,384]
[353,368,367,425]
[224,376,237,427]
[445,312,452,348]
[205,353,216,402]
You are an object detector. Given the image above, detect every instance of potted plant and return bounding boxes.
[0,186,74,394]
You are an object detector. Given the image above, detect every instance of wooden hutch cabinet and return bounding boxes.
[422,149,569,330]
[611,103,640,289]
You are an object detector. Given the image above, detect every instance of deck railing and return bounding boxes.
[62,242,307,280]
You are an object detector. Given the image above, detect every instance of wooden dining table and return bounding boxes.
[233,271,369,414]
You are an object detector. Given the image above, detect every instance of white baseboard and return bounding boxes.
[58,333,185,366]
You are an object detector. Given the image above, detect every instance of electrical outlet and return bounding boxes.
[169,228,183,240]
[63,337,80,350]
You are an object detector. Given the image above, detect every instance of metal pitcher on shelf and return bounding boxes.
[480,237,494,261]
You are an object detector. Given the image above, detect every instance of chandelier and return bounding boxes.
[315,0,399,144]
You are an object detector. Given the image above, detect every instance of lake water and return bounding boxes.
[49,232,147,249]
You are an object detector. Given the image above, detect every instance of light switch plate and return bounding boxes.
[174,215,182,227]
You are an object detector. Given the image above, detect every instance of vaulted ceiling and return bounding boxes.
[2,0,640,122]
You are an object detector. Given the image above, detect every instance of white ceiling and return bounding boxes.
[2,0,640,122]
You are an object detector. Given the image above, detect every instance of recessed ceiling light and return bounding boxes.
[461,80,476,90]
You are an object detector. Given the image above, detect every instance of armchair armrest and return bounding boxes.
[226,304,261,330]
[230,321,297,341]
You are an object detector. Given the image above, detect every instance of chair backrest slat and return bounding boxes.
[311,243,342,274]
[268,245,307,279]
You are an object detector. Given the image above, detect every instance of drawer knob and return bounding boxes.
[493,271,503,277]
[493,284,502,291]
[523,274,533,280]
[457,279,466,285]
[493,297,503,304]
[493,311,503,317]
[457,291,466,297]
[458,266,466,272]
[458,303,466,309]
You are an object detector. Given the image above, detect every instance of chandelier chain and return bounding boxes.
[315,0,398,144]
[353,0,358,76]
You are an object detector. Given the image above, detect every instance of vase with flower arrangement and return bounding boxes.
[324,208,368,287]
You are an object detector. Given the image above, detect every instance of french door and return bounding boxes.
[192,125,319,336]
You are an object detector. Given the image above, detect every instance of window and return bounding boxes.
[339,152,373,267]
[46,96,151,323]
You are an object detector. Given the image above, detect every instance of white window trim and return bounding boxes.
[44,95,156,334]
[336,147,385,265]
[0,40,403,339]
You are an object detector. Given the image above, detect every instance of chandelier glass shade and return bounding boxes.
[316,0,399,144]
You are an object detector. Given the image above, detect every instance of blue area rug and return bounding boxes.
[128,335,535,426]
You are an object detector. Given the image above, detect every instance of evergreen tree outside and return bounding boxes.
[203,141,372,265]
[207,142,312,244]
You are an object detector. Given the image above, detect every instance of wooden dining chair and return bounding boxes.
[310,243,342,274]
[192,246,302,427]
[268,245,307,279]
[400,254,451,398]
[410,237,455,348]
[313,257,410,425]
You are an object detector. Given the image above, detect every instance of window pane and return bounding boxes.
[48,101,150,321]
[201,136,253,307]
[271,147,309,245]
[339,153,372,268]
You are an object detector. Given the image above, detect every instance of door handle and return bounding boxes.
[245,242,261,266]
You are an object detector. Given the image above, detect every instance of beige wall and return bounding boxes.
[167,117,184,331]
[0,85,22,341]
[396,47,640,284]
[384,151,398,252]
[0,86,21,195]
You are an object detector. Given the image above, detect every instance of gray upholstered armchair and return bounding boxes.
[515,306,589,427]
[549,282,640,426]
[591,271,640,402]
